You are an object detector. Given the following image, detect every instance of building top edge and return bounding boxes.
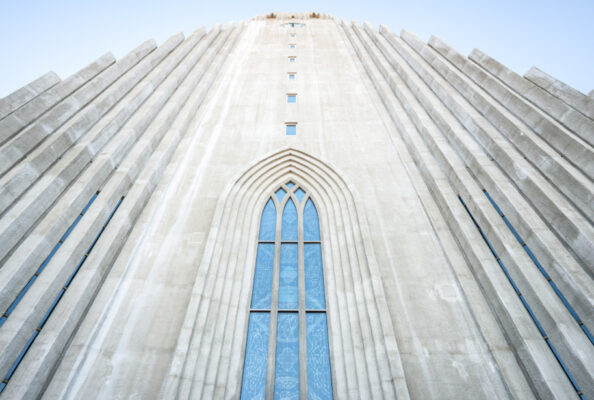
[250,12,335,20]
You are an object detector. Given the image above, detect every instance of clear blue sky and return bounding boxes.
[1,0,593,97]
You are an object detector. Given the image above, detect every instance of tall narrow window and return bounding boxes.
[241,182,333,400]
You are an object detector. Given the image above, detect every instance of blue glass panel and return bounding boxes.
[274,312,299,400]
[303,199,320,241]
[286,125,297,135]
[275,188,286,202]
[306,313,333,399]
[281,199,298,241]
[241,312,270,400]
[286,182,295,189]
[259,199,276,241]
[287,95,296,103]
[279,244,298,309]
[305,244,325,310]
[294,188,305,202]
[251,244,275,309]
[289,58,296,63]
[290,45,295,48]
[288,74,295,80]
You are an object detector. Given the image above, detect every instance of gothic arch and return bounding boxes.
[161,148,410,399]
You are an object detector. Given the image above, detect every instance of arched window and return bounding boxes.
[241,181,333,400]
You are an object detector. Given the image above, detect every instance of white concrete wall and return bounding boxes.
[0,13,592,400]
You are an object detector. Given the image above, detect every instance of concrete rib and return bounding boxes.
[0,23,233,399]
[0,54,115,147]
[0,72,61,121]
[0,24,214,375]
[429,38,594,180]
[345,21,512,399]
[469,49,594,146]
[0,35,185,219]
[0,41,156,180]
[346,22,584,400]
[369,25,594,397]
[525,67,594,120]
[415,35,593,222]
[381,28,594,274]
[0,28,211,271]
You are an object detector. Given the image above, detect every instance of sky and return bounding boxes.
[1,0,593,98]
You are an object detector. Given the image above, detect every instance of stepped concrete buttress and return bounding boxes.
[0,12,592,400]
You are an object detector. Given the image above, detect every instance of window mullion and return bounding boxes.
[298,199,308,400]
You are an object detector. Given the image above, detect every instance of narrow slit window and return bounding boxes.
[285,124,297,136]
[287,94,297,103]
[241,184,333,399]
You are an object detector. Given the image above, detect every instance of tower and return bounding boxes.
[0,11,592,399]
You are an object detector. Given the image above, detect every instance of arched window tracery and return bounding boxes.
[241,181,333,400]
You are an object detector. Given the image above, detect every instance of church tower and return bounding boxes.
[0,12,592,399]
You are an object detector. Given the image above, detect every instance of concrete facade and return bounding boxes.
[0,12,592,399]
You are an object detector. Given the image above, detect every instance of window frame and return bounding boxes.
[241,183,333,400]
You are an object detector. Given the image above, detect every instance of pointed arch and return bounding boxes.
[160,148,410,400]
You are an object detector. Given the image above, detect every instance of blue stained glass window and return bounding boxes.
[241,312,270,400]
[286,125,297,136]
[281,199,298,241]
[243,186,331,399]
[294,188,305,202]
[279,244,298,309]
[259,199,276,241]
[275,188,286,202]
[305,244,325,310]
[306,313,333,399]
[287,95,297,103]
[274,312,300,400]
[303,199,320,241]
[251,244,275,309]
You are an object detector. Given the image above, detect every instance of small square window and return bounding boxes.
[288,73,296,80]
[289,44,296,49]
[287,94,297,103]
[289,57,296,63]
[286,124,297,135]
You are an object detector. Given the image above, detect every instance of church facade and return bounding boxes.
[0,12,592,399]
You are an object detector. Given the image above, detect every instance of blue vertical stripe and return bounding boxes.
[274,312,299,400]
[279,244,298,310]
[241,312,270,400]
[306,313,333,400]
[281,199,298,241]
[259,199,276,241]
[251,244,275,309]
[305,244,325,310]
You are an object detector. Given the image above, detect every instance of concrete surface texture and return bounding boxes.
[0,12,592,399]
